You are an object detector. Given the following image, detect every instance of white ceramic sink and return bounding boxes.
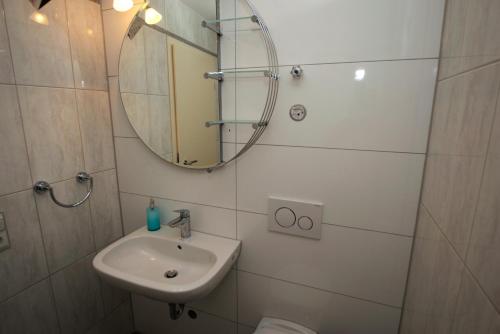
[93,227,241,303]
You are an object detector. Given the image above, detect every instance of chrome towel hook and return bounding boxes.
[34,172,93,208]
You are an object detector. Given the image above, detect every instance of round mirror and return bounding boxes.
[118,0,279,171]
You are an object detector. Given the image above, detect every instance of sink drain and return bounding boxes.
[165,270,178,279]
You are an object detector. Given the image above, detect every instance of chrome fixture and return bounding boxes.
[205,119,268,129]
[204,69,279,81]
[290,65,304,79]
[289,104,307,122]
[164,209,191,239]
[204,71,225,81]
[33,172,93,208]
[201,15,259,36]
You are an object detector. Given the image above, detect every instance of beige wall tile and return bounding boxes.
[67,0,107,90]
[0,280,60,334]
[400,206,465,334]
[119,28,147,94]
[36,178,94,272]
[0,191,48,302]
[144,28,169,95]
[3,0,74,87]
[452,270,500,334]
[76,89,115,173]
[466,106,500,311]
[18,86,84,183]
[0,2,14,84]
[429,64,500,156]
[51,254,104,334]
[108,77,137,137]
[89,170,123,250]
[0,84,32,196]
[422,154,484,258]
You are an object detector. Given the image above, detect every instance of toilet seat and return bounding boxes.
[254,318,317,334]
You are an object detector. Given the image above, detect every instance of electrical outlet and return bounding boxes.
[268,197,323,240]
[0,212,10,252]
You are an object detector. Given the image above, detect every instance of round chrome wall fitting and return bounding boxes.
[289,104,307,122]
[290,65,303,79]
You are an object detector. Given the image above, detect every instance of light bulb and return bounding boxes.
[354,68,366,81]
[145,7,162,25]
[113,0,133,12]
[30,11,49,25]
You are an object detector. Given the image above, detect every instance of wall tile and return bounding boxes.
[237,271,401,334]
[52,254,104,334]
[115,137,236,209]
[422,154,484,258]
[18,86,84,183]
[237,144,424,236]
[428,63,500,156]
[440,0,500,79]
[466,108,500,311]
[237,211,412,307]
[108,77,137,138]
[102,6,141,76]
[0,191,48,302]
[67,0,107,90]
[0,2,15,84]
[0,280,60,334]
[76,89,115,173]
[119,28,147,93]
[451,270,500,334]
[235,0,445,67]
[0,84,31,196]
[100,278,130,315]
[86,300,134,334]
[400,206,465,334]
[120,192,237,238]
[36,178,94,272]
[133,294,237,334]
[236,60,437,153]
[89,170,122,250]
[3,0,74,87]
[144,28,169,95]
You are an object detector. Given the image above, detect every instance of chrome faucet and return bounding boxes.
[164,209,191,239]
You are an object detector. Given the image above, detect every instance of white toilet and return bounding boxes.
[254,318,317,334]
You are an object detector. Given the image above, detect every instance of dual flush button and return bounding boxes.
[275,207,313,231]
[268,197,323,240]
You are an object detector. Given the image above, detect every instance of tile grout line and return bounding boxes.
[438,58,500,83]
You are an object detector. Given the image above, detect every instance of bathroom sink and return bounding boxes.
[93,227,241,303]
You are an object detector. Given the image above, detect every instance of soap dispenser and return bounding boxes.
[147,199,161,231]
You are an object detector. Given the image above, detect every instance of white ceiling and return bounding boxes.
[180,0,217,20]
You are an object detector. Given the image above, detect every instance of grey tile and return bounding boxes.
[422,154,484,258]
[147,94,172,159]
[429,63,500,156]
[0,190,48,302]
[467,108,500,311]
[90,170,123,250]
[0,2,14,84]
[0,279,60,334]
[76,89,115,173]
[86,300,134,334]
[18,86,84,183]
[0,84,32,196]
[400,206,465,334]
[67,0,107,90]
[451,270,500,334]
[100,278,130,315]
[36,178,94,272]
[3,0,74,87]
[119,28,147,94]
[108,77,137,138]
[144,28,169,95]
[52,254,104,334]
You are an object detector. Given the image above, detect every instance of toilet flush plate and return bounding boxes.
[268,197,323,240]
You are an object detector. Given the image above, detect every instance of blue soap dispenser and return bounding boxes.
[147,199,161,231]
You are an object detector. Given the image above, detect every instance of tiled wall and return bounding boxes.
[401,0,500,333]
[0,0,133,333]
[101,0,445,333]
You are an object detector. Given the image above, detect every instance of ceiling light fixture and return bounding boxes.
[113,0,133,12]
[144,6,162,25]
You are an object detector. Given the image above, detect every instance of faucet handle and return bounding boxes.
[174,209,190,218]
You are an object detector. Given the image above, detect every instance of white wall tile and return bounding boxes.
[236,60,437,153]
[237,145,424,236]
[238,271,401,334]
[237,211,412,306]
[133,294,237,334]
[120,192,237,238]
[235,0,445,67]
[109,77,137,138]
[115,137,236,209]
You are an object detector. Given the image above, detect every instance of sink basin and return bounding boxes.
[93,227,241,303]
